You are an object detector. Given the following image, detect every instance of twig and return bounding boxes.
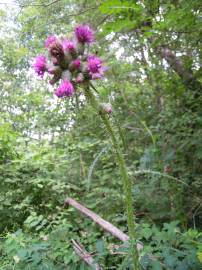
[0,0,61,7]
[193,201,202,229]
[65,6,100,18]
[87,145,109,190]
[133,170,189,187]
[65,197,143,251]
[21,6,100,31]
[72,239,103,270]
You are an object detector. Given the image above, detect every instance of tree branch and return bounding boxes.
[0,0,61,7]
[128,21,202,92]
[65,197,143,251]
[21,0,61,7]
[72,239,103,270]
[159,46,202,92]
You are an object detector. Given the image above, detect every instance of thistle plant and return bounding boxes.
[33,24,140,269]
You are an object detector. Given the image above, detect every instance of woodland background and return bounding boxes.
[0,0,202,269]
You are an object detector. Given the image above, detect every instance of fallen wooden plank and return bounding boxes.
[72,239,103,270]
[65,197,143,251]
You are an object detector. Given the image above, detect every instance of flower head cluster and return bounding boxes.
[33,25,107,98]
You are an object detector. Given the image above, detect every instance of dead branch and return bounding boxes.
[72,239,103,270]
[65,197,143,251]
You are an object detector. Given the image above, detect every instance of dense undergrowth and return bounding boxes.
[0,104,202,269]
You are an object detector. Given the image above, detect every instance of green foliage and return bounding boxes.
[1,227,84,270]
[140,222,202,269]
[1,222,201,269]
[0,122,17,163]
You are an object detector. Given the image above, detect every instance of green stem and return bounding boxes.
[84,86,140,269]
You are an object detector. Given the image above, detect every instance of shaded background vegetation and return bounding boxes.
[0,0,202,269]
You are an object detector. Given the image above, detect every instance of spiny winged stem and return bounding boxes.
[84,85,140,269]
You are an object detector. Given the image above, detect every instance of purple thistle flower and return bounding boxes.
[55,80,74,98]
[87,55,107,79]
[33,55,47,78]
[62,39,76,52]
[45,35,57,48]
[74,25,94,44]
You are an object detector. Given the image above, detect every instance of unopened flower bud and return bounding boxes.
[69,59,81,72]
[49,41,65,66]
[49,73,61,85]
[76,73,84,83]
[61,70,72,81]
[48,66,62,85]
[47,65,62,75]
[51,56,59,65]
[100,103,112,114]
[76,42,85,55]
[63,51,73,67]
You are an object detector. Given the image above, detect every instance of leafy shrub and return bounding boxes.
[1,221,201,269]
